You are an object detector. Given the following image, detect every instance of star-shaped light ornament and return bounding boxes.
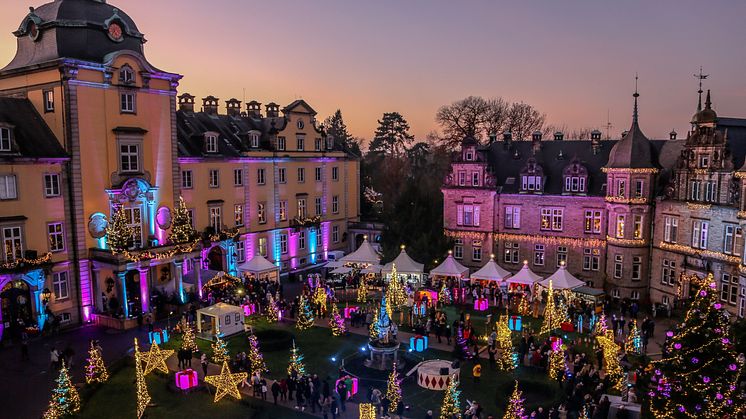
[204,361,248,402]
[142,341,174,376]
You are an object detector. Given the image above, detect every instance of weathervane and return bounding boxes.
[694,66,709,111]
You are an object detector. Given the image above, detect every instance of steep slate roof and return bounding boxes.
[719,117,746,171]
[0,97,66,158]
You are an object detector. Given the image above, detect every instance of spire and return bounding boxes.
[705,89,712,110]
[694,67,708,112]
[632,74,639,124]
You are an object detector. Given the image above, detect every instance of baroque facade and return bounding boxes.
[0,0,359,337]
[443,90,746,318]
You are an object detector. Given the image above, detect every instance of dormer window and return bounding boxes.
[249,132,260,148]
[297,119,305,130]
[519,159,544,193]
[698,154,709,168]
[119,65,135,84]
[0,127,11,152]
[521,175,542,191]
[465,149,474,161]
[564,176,586,193]
[205,134,218,153]
[562,159,588,194]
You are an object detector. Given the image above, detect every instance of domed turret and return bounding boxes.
[2,0,145,72]
[691,90,717,126]
[606,87,657,170]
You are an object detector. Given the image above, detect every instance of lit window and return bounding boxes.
[209,206,222,231]
[504,242,519,263]
[2,226,23,261]
[556,246,567,267]
[633,215,643,239]
[279,201,287,221]
[615,215,625,238]
[584,210,602,234]
[234,204,244,227]
[258,237,267,256]
[533,244,545,266]
[48,222,64,252]
[257,203,266,224]
[297,198,307,218]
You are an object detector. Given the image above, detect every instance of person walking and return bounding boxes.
[271,380,280,405]
[200,353,208,377]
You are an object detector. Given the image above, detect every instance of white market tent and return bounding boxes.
[330,266,353,275]
[196,302,245,339]
[361,265,382,274]
[506,261,543,286]
[339,237,381,266]
[238,254,280,281]
[539,263,585,290]
[470,257,512,282]
[382,247,425,284]
[429,253,469,279]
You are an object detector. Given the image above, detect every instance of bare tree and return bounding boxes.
[506,102,546,141]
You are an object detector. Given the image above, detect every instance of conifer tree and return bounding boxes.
[247,334,267,376]
[496,315,516,371]
[181,321,198,352]
[357,277,369,303]
[385,264,407,309]
[329,303,346,336]
[287,340,307,377]
[625,319,642,355]
[386,363,402,413]
[85,341,109,384]
[169,196,197,244]
[439,375,461,419]
[540,281,560,335]
[296,294,315,330]
[43,360,81,418]
[106,205,133,253]
[502,381,527,419]
[265,294,279,323]
[211,330,229,363]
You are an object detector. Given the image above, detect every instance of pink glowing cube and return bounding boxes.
[474,298,489,311]
[343,306,359,319]
[242,303,257,316]
[175,369,198,390]
[335,376,359,398]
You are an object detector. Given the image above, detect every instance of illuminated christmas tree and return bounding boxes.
[439,375,461,419]
[106,205,133,253]
[649,273,745,418]
[369,309,380,340]
[265,294,279,323]
[548,338,565,381]
[517,295,530,316]
[312,285,328,313]
[596,330,623,391]
[329,303,346,336]
[625,319,642,355]
[438,283,451,306]
[296,294,315,330]
[386,363,402,413]
[43,360,81,418]
[169,196,197,244]
[455,325,472,360]
[357,277,369,303]
[133,339,151,419]
[247,334,267,376]
[385,264,407,309]
[359,403,376,419]
[287,340,307,377]
[502,381,527,419]
[211,329,229,363]
[85,341,109,384]
[540,281,559,335]
[554,296,570,325]
[496,315,516,371]
[594,312,608,335]
[376,296,392,339]
[181,321,198,352]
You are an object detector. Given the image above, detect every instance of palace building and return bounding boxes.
[0,0,359,337]
[443,89,746,319]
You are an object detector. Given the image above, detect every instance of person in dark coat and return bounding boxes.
[271,380,281,404]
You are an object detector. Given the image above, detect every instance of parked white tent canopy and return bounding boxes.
[339,236,381,266]
[506,261,543,286]
[196,302,245,339]
[382,246,425,283]
[470,256,512,282]
[330,266,353,275]
[429,252,469,278]
[539,263,585,290]
[238,254,280,281]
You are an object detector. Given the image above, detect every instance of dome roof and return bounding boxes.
[606,92,657,169]
[691,90,717,125]
[2,0,145,72]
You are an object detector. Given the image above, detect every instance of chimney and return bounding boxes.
[553,131,564,141]
[246,101,262,118]
[591,130,602,154]
[266,102,280,118]
[226,98,242,117]
[202,96,219,115]
[488,132,497,144]
[669,130,677,140]
[502,131,512,150]
[177,93,195,112]
[531,130,542,154]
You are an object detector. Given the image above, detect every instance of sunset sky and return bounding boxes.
[2,0,745,141]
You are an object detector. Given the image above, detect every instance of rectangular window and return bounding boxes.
[332,195,339,214]
[257,168,266,185]
[52,271,69,300]
[316,229,322,248]
[181,170,193,189]
[458,204,480,227]
[633,215,643,239]
[332,167,339,181]
[297,198,307,218]
[582,248,600,271]
[533,244,545,266]
[725,225,736,255]
[540,208,563,231]
[0,175,17,200]
[122,206,142,248]
[632,256,642,281]
[120,144,139,173]
[234,204,244,227]
[250,133,260,148]
[663,216,678,243]
[584,210,602,234]
[0,128,10,151]
[44,90,55,112]
[614,255,623,279]
[721,273,739,305]
[454,238,463,259]
[458,172,466,186]
[541,208,551,230]
[504,242,519,264]
[279,201,287,221]
[280,233,288,254]
[234,169,243,186]
[315,197,322,216]
[297,168,305,183]
[209,206,222,231]
[2,226,23,261]
[662,259,676,286]
[297,135,305,151]
[315,167,322,182]
[258,237,267,256]
[704,181,717,202]
[278,168,286,184]
[277,136,286,151]
[692,220,709,249]
[699,154,710,168]
[235,240,245,263]
[47,222,64,252]
[472,172,480,187]
[690,180,701,201]
[187,209,195,228]
[472,240,482,262]
[206,135,218,153]
[552,209,563,231]
[332,225,339,243]
[522,175,542,191]
[615,215,625,238]
[616,179,626,197]
[44,173,61,197]
[299,231,306,250]
[504,206,521,229]
[556,246,568,267]
[209,169,219,188]
[120,92,135,113]
[631,291,640,301]
[314,138,322,151]
[635,180,644,198]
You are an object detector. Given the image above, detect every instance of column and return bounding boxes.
[174,260,185,304]
[27,270,47,330]
[138,266,150,313]
[117,271,129,319]
[195,257,203,298]
[33,289,46,330]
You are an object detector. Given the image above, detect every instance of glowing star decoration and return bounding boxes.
[204,361,248,403]
[625,319,642,355]
[329,303,347,336]
[502,381,527,419]
[287,340,307,377]
[439,374,461,419]
[85,341,109,384]
[133,339,151,419]
[386,363,403,413]
[43,360,81,419]
[142,340,175,376]
[296,294,315,330]
[359,403,376,419]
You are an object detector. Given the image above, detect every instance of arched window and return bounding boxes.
[119,65,135,84]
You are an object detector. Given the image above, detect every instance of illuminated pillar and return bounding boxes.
[137,266,150,313]
[174,260,185,303]
[33,289,45,330]
[117,271,129,319]
[195,257,203,298]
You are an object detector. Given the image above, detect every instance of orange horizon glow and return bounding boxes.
[1,0,745,141]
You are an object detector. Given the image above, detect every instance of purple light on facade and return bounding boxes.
[139,269,149,313]
[289,232,298,269]
[83,306,91,322]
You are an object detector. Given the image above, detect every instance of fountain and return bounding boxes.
[365,295,401,370]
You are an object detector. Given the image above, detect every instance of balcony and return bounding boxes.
[89,240,202,266]
[0,250,53,275]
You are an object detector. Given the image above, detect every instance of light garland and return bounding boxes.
[502,381,527,419]
[596,330,623,391]
[658,241,742,265]
[181,321,199,352]
[296,294,315,330]
[85,341,109,384]
[734,171,746,179]
[312,285,328,313]
[133,339,151,419]
[287,340,306,377]
[496,315,516,371]
[247,334,267,377]
[605,196,649,205]
[329,303,346,336]
[385,264,407,309]
[142,340,174,376]
[116,239,201,262]
[0,252,52,271]
[357,277,369,303]
[369,309,380,340]
[204,361,248,403]
[43,360,81,419]
[496,232,606,249]
[265,294,279,323]
[686,202,712,211]
[386,363,402,413]
[439,375,461,419]
[548,338,565,380]
[359,403,376,419]
[540,281,561,335]
[443,229,488,240]
[209,227,241,243]
[606,235,647,247]
[211,331,229,363]
[602,167,659,174]
[625,319,642,355]
[737,211,746,219]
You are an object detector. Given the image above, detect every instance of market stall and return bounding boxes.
[238,254,280,282]
[429,251,470,303]
[539,263,585,290]
[196,302,245,340]
[381,246,425,286]
[470,256,511,283]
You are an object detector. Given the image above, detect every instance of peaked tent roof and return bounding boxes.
[238,254,279,274]
[382,248,425,275]
[339,237,381,265]
[429,254,469,278]
[506,261,543,286]
[196,302,243,317]
[539,264,585,290]
[470,258,512,282]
